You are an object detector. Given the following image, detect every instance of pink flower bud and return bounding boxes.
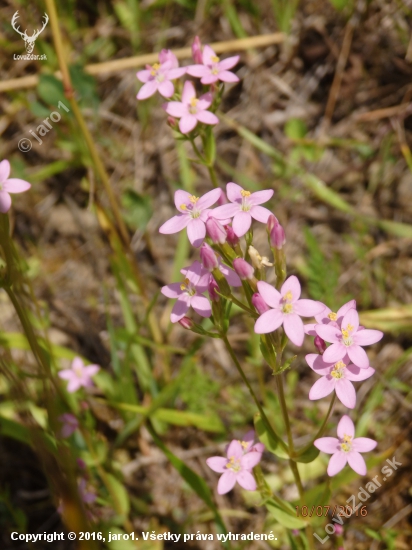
[267,214,279,233]
[252,293,270,314]
[77,458,86,470]
[225,225,239,246]
[178,317,194,330]
[208,277,220,301]
[192,36,203,64]
[200,242,219,271]
[233,258,254,280]
[314,335,326,354]
[167,116,177,128]
[270,222,286,250]
[159,49,179,68]
[206,217,227,244]
[334,525,344,536]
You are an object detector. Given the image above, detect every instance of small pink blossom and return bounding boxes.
[187,45,239,85]
[165,81,219,134]
[304,299,356,336]
[315,309,383,369]
[206,439,262,494]
[78,478,97,504]
[237,430,265,455]
[306,354,375,409]
[212,182,274,237]
[0,160,31,213]
[58,413,79,438]
[136,52,186,100]
[314,415,376,476]
[162,261,211,323]
[159,187,222,247]
[58,357,100,393]
[254,276,325,346]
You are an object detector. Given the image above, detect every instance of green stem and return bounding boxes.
[207,165,219,188]
[297,394,336,456]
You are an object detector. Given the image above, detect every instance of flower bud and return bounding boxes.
[225,225,239,246]
[208,277,220,302]
[159,48,179,68]
[200,242,219,271]
[206,217,227,244]
[233,258,254,280]
[267,214,279,234]
[167,116,177,128]
[192,36,203,64]
[77,458,86,470]
[334,525,343,536]
[248,245,273,269]
[270,222,286,250]
[314,335,326,354]
[178,316,194,330]
[252,293,270,315]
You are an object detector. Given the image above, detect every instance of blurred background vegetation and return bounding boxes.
[0,0,411,548]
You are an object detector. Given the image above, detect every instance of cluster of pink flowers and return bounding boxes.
[206,431,264,494]
[136,38,239,134]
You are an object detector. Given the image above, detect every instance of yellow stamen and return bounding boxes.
[328,312,337,321]
[346,323,354,332]
[150,62,160,76]
[341,442,351,452]
[239,440,249,449]
[343,434,352,443]
[284,291,293,301]
[283,304,293,313]
[189,195,199,203]
[190,98,198,107]
[180,277,190,291]
[341,329,349,338]
[331,361,346,379]
[211,55,219,63]
[180,204,187,210]
[240,189,251,197]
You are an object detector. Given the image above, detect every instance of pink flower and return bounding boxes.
[165,81,219,134]
[159,188,221,247]
[0,160,31,213]
[315,309,383,369]
[254,276,325,346]
[78,478,96,504]
[314,415,376,476]
[306,354,375,409]
[161,261,211,323]
[136,52,186,100]
[304,299,356,336]
[187,45,239,85]
[58,413,79,438]
[206,440,262,494]
[58,357,100,393]
[212,182,274,237]
[237,430,265,455]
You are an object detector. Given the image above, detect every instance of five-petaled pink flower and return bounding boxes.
[254,276,325,346]
[304,299,356,336]
[306,354,375,409]
[136,50,186,100]
[162,261,211,323]
[236,430,265,455]
[0,160,31,213]
[165,81,219,134]
[212,182,274,237]
[187,45,239,85]
[58,357,100,393]
[58,413,79,438]
[206,439,262,494]
[315,309,383,369]
[159,187,222,247]
[314,415,376,476]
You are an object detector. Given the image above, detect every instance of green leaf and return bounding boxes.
[105,473,130,517]
[254,413,288,458]
[294,445,320,463]
[266,500,307,529]
[285,118,307,139]
[37,74,65,106]
[0,416,30,445]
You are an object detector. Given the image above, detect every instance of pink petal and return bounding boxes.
[170,297,190,323]
[314,437,340,454]
[240,452,262,469]
[347,345,370,369]
[197,96,212,110]
[353,329,383,346]
[337,415,355,439]
[161,283,183,299]
[72,357,84,370]
[236,471,256,491]
[174,190,192,210]
[341,309,359,333]
[196,110,219,125]
[283,314,305,346]
[158,80,175,98]
[347,451,367,476]
[3,178,31,193]
[220,264,241,287]
[0,192,12,213]
[191,295,211,317]
[257,281,281,308]
[159,214,190,234]
[218,71,239,82]
[248,189,274,206]
[315,325,341,344]
[305,353,333,374]
[201,74,219,85]
[345,365,375,381]
[137,80,158,100]
[309,376,334,400]
[136,69,152,83]
[206,457,228,473]
[281,276,301,302]
[226,182,243,203]
[295,299,325,317]
[187,218,206,247]
[179,114,198,134]
[352,437,377,453]
[58,369,74,380]
[181,80,196,104]
[335,378,356,409]
[185,260,203,284]
[327,452,348,476]
[218,56,239,71]
[166,102,188,118]
[197,188,222,210]
[304,323,317,336]
[217,471,236,495]
[0,160,11,182]
[336,299,356,320]
[202,45,218,65]
[186,64,209,78]
[250,205,273,223]
[232,211,252,237]
[254,309,284,334]
[323,343,346,363]
[211,203,239,219]
[67,378,82,393]
[227,440,243,459]
[84,365,100,377]
[167,67,187,79]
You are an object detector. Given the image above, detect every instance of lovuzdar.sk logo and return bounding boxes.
[11,11,48,60]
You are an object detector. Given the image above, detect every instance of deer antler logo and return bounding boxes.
[11,11,49,54]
